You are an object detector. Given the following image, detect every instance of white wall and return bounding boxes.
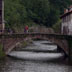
[69,14,72,35]
[61,14,72,35]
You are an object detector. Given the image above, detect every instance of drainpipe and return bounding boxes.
[2,0,4,33]
[2,0,5,52]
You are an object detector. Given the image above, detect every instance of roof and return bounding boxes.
[60,10,72,19]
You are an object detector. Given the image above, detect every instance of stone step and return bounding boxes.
[15,48,59,53]
[8,51,64,61]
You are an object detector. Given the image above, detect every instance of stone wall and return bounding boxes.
[29,26,54,34]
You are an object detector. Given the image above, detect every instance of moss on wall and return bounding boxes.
[0,43,5,59]
[21,41,28,47]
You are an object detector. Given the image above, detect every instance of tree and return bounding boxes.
[5,0,72,31]
[49,0,72,14]
[5,0,27,29]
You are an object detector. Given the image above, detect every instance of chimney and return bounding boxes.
[69,5,72,11]
[64,9,68,13]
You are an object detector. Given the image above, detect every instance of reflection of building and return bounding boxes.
[60,5,72,35]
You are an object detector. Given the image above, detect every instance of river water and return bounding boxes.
[0,40,72,72]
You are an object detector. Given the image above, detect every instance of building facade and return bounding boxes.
[0,0,4,34]
[61,6,72,35]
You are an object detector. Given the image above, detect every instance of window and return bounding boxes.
[0,10,2,16]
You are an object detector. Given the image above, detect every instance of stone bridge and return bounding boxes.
[0,33,72,60]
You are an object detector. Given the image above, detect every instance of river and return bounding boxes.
[0,40,72,72]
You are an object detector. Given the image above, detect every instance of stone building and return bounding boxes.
[0,0,4,34]
[60,6,72,35]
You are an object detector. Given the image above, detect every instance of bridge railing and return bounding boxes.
[0,33,72,40]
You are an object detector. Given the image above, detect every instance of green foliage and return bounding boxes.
[5,0,72,31]
[5,0,27,29]
[46,7,60,27]
[22,0,50,25]
[52,20,61,33]
[49,0,72,14]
